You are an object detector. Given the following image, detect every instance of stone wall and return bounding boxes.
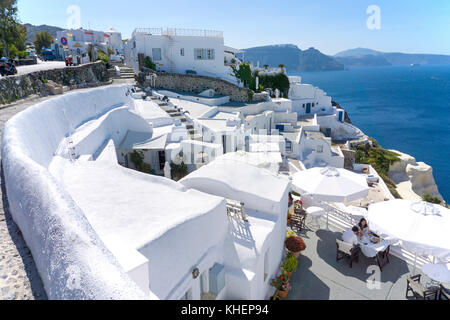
[139,71,262,103]
[341,149,356,171]
[0,62,110,105]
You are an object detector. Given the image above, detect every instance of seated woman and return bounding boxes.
[358,218,370,236]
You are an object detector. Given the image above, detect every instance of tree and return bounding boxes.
[34,31,54,54]
[231,62,253,88]
[0,0,25,57]
[263,64,269,69]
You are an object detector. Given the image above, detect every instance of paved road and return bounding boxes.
[16,61,66,76]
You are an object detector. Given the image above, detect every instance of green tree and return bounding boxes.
[0,0,25,57]
[144,56,156,71]
[231,62,253,87]
[34,31,54,54]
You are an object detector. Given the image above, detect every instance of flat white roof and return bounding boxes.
[180,159,289,215]
[133,99,173,125]
[54,158,225,250]
[196,119,238,133]
[168,98,215,118]
[119,131,168,150]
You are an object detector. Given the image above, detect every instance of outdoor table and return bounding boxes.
[306,206,326,229]
[358,234,392,271]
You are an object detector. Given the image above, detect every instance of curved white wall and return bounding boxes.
[1,85,151,299]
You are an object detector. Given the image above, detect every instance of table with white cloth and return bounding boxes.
[306,206,326,228]
[358,234,392,271]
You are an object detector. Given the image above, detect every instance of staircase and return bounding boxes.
[108,62,136,80]
[151,97,203,141]
[163,35,176,73]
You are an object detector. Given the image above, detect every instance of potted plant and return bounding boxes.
[270,272,291,299]
[285,236,306,258]
[294,200,303,214]
[287,212,292,225]
[281,253,299,279]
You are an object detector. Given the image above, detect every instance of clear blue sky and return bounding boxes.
[17,0,450,55]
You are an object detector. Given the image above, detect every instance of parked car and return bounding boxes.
[0,57,17,76]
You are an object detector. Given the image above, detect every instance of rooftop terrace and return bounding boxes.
[287,215,435,300]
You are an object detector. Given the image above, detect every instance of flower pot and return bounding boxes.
[287,271,293,279]
[277,289,289,299]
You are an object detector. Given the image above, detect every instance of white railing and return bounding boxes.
[132,28,223,39]
[319,202,439,271]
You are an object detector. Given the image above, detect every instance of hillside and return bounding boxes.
[24,23,64,43]
[335,48,450,67]
[239,44,344,72]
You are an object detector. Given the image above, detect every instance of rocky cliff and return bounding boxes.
[388,150,443,201]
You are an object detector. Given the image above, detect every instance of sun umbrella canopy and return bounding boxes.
[422,263,450,284]
[368,200,450,260]
[292,167,369,203]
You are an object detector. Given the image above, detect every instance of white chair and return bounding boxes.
[336,239,360,268]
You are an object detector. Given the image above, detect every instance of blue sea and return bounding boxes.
[289,65,450,202]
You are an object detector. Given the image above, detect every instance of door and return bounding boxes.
[158,151,166,171]
[306,103,311,114]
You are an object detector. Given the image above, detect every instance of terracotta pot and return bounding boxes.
[287,218,291,225]
[277,289,289,299]
[287,271,293,278]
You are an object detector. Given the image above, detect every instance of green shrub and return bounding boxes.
[258,73,290,98]
[97,50,109,63]
[353,142,402,199]
[144,56,156,71]
[422,193,442,204]
[281,253,299,273]
[231,62,253,87]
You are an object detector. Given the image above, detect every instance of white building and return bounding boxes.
[56,27,124,62]
[288,76,334,116]
[125,28,239,83]
[1,85,290,299]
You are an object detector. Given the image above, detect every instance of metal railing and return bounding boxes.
[226,199,249,222]
[132,28,223,39]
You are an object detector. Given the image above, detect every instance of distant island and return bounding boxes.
[334,47,450,67]
[237,44,344,72]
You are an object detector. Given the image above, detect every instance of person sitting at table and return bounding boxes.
[342,226,360,246]
[358,218,370,236]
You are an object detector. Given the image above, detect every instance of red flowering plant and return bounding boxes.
[270,272,291,292]
[294,200,303,210]
[285,236,307,253]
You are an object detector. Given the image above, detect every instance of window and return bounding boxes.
[180,48,185,56]
[207,49,215,60]
[194,48,215,60]
[209,264,225,296]
[317,145,324,153]
[195,48,203,60]
[286,140,292,152]
[302,104,305,108]
[152,48,162,61]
